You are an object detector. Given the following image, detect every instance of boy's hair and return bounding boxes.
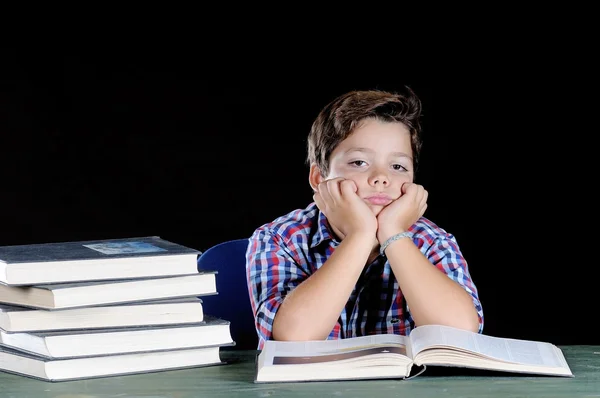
[307,87,423,177]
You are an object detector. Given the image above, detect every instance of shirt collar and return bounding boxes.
[310,207,339,249]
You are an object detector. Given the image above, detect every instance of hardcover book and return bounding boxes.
[0,297,205,332]
[255,324,573,383]
[0,344,225,382]
[0,273,216,310]
[0,236,201,285]
[0,315,233,358]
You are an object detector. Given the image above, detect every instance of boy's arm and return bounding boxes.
[272,231,373,341]
[273,178,379,341]
[248,178,378,345]
[377,182,483,333]
[246,227,373,346]
[384,234,483,333]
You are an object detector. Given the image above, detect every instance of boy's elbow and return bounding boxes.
[273,320,328,342]
[467,320,481,333]
[456,293,482,333]
[432,307,481,333]
[273,327,321,342]
[463,308,481,333]
[273,331,303,342]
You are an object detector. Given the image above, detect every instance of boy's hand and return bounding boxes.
[313,178,377,240]
[377,182,428,243]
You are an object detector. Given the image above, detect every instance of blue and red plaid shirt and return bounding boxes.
[246,202,484,349]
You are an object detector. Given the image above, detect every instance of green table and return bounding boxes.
[0,346,598,397]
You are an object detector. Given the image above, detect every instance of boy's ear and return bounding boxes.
[309,163,324,192]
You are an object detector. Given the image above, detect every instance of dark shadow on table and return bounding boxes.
[420,366,548,378]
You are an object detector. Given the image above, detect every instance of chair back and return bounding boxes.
[197,238,257,350]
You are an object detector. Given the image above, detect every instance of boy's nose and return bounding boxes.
[373,177,388,185]
[369,171,389,186]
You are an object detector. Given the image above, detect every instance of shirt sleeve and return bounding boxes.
[426,234,485,333]
[245,227,310,349]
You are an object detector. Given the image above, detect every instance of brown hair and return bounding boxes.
[307,87,423,176]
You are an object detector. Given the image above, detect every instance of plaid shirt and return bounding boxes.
[246,202,484,349]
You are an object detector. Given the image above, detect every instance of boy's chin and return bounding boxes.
[369,205,384,216]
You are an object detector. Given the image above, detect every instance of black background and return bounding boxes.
[1,45,594,345]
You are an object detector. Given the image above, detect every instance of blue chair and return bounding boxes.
[196,238,258,350]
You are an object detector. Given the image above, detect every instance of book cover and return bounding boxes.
[0,315,234,359]
[0,272,217,310]
[0,297,206,332]
[0,344,226,382]
[0,236,203,286]
[0,236,199,263]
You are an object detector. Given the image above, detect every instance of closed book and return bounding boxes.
[0,273,216,310]
[0,236,201,286]
[0,316,233,359]
[0,297,205,332]
[0,344,224,382]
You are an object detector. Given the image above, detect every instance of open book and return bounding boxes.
[255,324,573,383]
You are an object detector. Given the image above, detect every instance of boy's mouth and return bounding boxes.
[364,194,392,206]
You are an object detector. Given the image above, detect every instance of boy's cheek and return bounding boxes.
[344,176,363,190]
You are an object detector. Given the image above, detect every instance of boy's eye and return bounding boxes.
[392,164,408,171]
[350,160,367,167]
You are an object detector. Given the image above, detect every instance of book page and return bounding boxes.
[260,334,410,367]
[409,325,569,369]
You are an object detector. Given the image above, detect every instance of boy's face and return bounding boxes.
[323,119,414,216]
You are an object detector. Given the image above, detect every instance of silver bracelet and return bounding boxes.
[380,232,413,256]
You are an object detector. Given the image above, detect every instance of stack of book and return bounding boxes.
[0,236,234,382]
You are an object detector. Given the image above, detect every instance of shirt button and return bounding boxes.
[390,318,400,324]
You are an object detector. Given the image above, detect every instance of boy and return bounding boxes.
[246,87,483,349]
